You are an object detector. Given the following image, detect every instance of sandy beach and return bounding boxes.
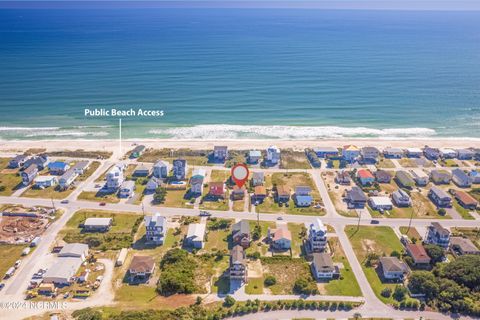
[1,138,479,154]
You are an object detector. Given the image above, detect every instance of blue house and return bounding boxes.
[313,147,338,158]
[172,159,187,181]
[48,161,70,175]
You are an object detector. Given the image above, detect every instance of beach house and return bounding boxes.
[457,149,475,160]
[276,185,290,203]
[360,146,380,163]
[253,186,267,203]
[424,147,440,160]
[357,169,375,186]
[383,148,404,159]
[119,180,135,198]
[405,148,423,158]
[267,226,292,250]
[231,185,245,200]
[470,170,480,184]
[374,170,392,184]
[34,176,58,188]
[313,147,338,158]
[392,189,411,207]
[429,186,452,208]
[369,196,393,211]
[342,145,360,162]
[451,169,472,188]
[129,145,145,159]
[395,171,415,189]
[311,253,338,279]
[172,159,187,181]
[450,237,480,256]
[184,223,207,249]
[21,164,38,185]
[213,146,228,162]
[128,256,155,282]
[144,213,167,245]
[335,171,351,185]
[229,245,247,282]
[232,220,250,248]
[189,175,204,195]
[410,168,429,186]
[133,164,151,177]
[248,150,262,164]
[345,186,368,209]
[9,154,28,168]
[59,169,78,189]
[379,257,409,281]
[153,160,169,179]
[146,177,162,193]
[439,148,457,159]
[405,243,431,267]
[251,172,264,186]
[48,161,70,175]
[305,218,327,252]
[266,145,281,165]
[451,190,478,209]
[72,161,90,175]
[208,182,225,199]
[83,218,112,232]
[430,170,452,185]
[425,222,450,249]
[24,154,49,171]
[294,186,313,207]
[106,165,124,190]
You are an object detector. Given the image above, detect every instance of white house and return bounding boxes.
[457,149,475,160]
[342,145,360,162]
[72,161,90,175]
[405,148,423,158]
[119,180,135,198]
[144,213,167,245]
[392,189,411,207]
[439,148,457,159]
[383,148,404,158]
[106,165,124,190]
[59,169,79,189]
[379,257,409,280]
[34,175,58,188]
[185,223,207,249]
[305,218,327,252]
[266,146,281,165]
[369,196,393,211]
[58,243,89,261]
[83,217,112,232]
[153,160,169,179]
[410,168,429,186]
[311,253,338,279]
[248,150,262,164]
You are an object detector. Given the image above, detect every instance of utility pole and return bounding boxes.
[357,209,362,230]
[51,197,56,213]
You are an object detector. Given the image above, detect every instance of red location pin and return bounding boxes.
[231,163,249,188]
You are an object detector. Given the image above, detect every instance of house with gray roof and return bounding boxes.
[229,245,247,282]
[379,257,409,281]
[395,171,415,189]
[153,160,169,179]
[430,170,452,185]
[144,213,167,245]
[451,168,472,188]
[429,186,452,208]
[345,186,368,209]
[311,253,338,279]
[232,220,251,248]
[425,222,450,249]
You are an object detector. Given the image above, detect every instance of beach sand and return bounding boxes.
[0,138,479,154]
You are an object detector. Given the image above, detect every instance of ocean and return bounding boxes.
[0,8,479,140]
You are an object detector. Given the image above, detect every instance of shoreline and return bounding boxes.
[1,138,480,153]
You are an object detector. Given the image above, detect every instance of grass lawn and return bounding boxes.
[160,190,195,209]
[77,191,120,203]
[225,150,248,168]
[199,197,229,211]
[77,161,101,181]
[279,150,311,170]
[22,185,74,199]
[261,257,315,295]
[245,277,264,294]
[452,199,475,220]
[61,210,142,250]
[246,220,275,256]
[0,158,23,196]
[204,228,230,253]
[398,158,418,168]
[323,238,362,297]
[345,225,404,304]
[328,191,358,217]
[399,226,422,241]
[0,244,26,276]
[210,169,230,182]
[440,159,459,167]
[287,223,306,257]
[138,148,211,166]
[469,188,480,202]
[232,199,245,212]
[376,158,395,169]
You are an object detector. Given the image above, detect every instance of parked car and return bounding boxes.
[0,283,5,291]
[61,200,69,204]
[99,202,106,206]
[199,210,211,216]
[370,220,380,224]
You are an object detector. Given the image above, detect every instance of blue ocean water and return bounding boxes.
[0,8,479,140]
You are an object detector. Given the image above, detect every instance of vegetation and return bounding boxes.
[424,244,444,264]
[48,149,112,159]
[157,249,198,296]
[0,244,27,276]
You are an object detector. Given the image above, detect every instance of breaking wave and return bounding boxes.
[0,126,111,138]
[149,125,438,140]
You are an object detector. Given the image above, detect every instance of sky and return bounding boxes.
[0,0,479,11]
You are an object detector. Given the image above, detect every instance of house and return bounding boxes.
[457,149,475,160]
[451,190,478,209]
[72,161,90,175]
[429,186,452,208]
[311,253,338,279]
[130,145,145,159]
[345,186,368,209]
[430,170,452,185]
[335,171,351,185]
[48,161,70,175]
[189,175,204,195]
[410,168,429,186]
[439,148,457,159]
[294,186,312,207]
[295,186,311,196]
[253,185,267,203]
[208,182,225,199]
[43,257,83,285]
[21,164,38,185]
[83,217,112,232]
[268,226,292,250]
[379,257,409,281]
[133,164,151,177]
[383,148,404,159]
[128,256,155,282]
[405,243,431,267]
[425,222,450,249]
[144,213,167,245]
[450,237,480,256]
[146,177,162,193]
[24,154,49,171]
[213,146,228,161]
[375,170,392,183]
[58,243,89,260]
[369,196,393,211]
[313,147,338,158]
[37,283,56,295]
[342,145,360,162]
[276,185,290,203]
[392,189,412,207]
[451,169,472,188]
[185,223,207,249]
[9,154,28,168]
[361,147,380,163]
[395,171,415,189]
[306,218,327,252]
[119,180,135,198]
[106,165,124,190]
[266,145,281,165]
[248,150,262,164]
[34,175,58,188]
[424,147,440,160]
[357,169,375,186]
[251,172,265,186]
[59,169,79,189]
[231,186,245,200]
[229,245,247,282]
[153,160,169,179]
[469,170,480,184]
[405,148,423,158]
[232,220,250,248]
[172,159,188,181]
